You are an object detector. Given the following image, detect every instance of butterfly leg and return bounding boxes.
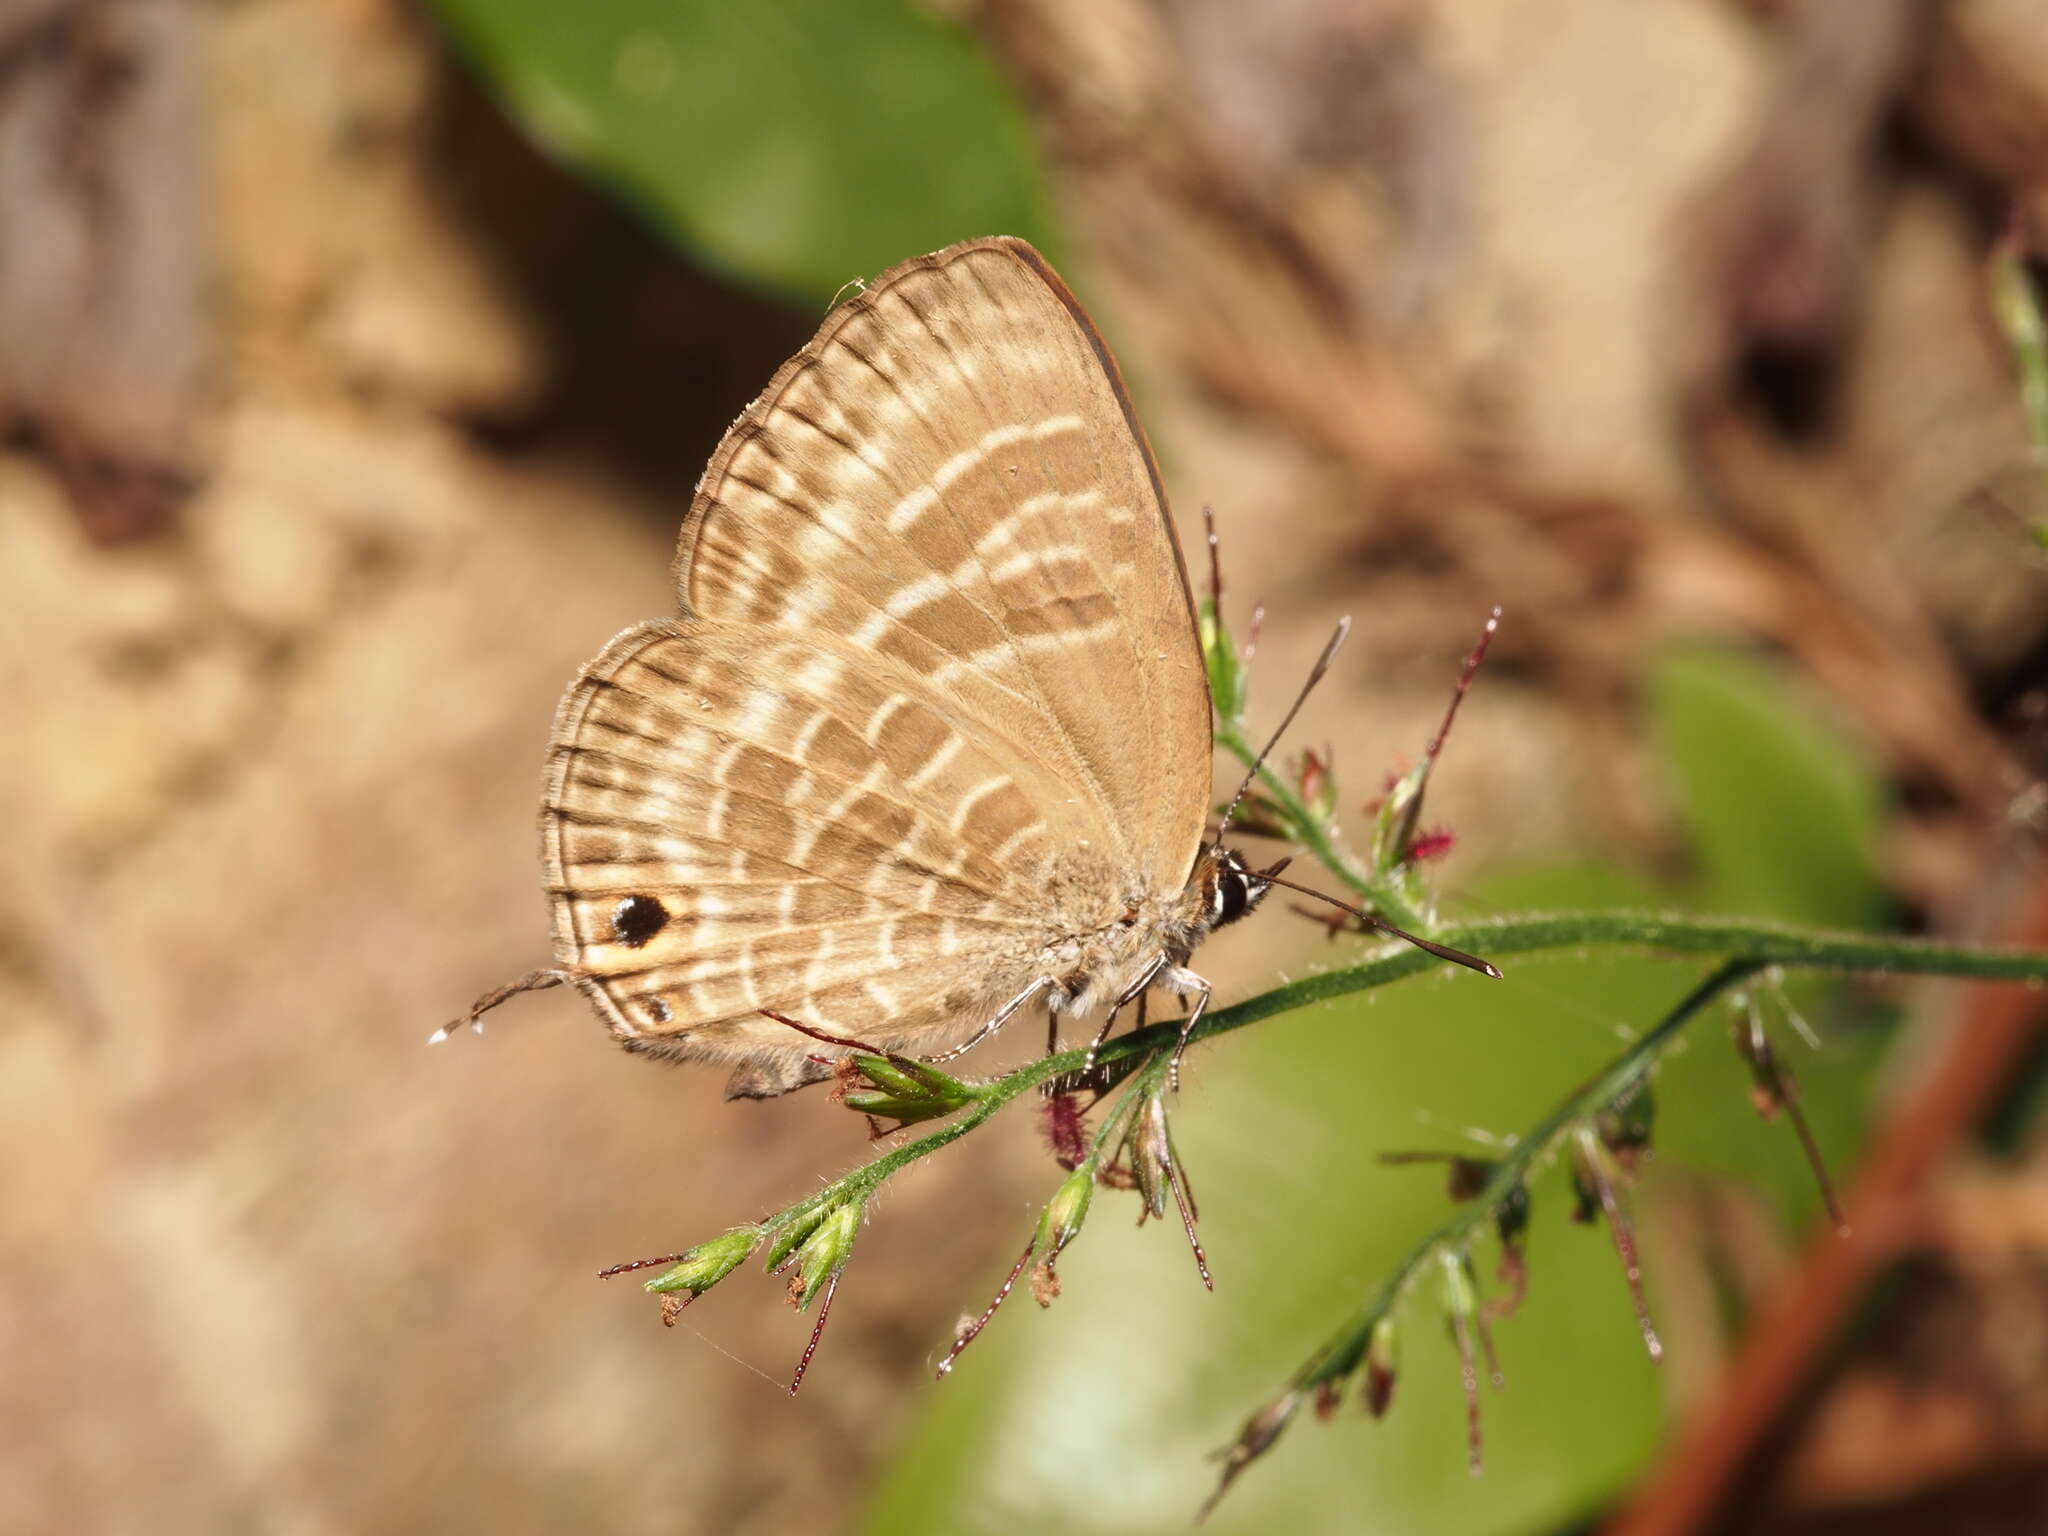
[1162,968,1214,1092]
[924,977,1053,1064]
[1084,954,1168,1072]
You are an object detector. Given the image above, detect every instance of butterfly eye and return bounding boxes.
[612,895,670,948]
[1210,851,1275,930]
[1213,864,1252,927]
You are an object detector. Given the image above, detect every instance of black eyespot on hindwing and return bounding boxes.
[612,895,670,948]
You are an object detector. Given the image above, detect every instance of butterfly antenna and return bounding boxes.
[1214,616,1351,847]
[1259,872,1501,979]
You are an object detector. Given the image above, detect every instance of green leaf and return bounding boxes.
[424,0,1057,304]
[1649,647,1886,929]
[1642,650,1890,1230]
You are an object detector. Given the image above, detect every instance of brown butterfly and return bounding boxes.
[442,237,1489,1096]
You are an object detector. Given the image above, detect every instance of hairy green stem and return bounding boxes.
[1193,908,2048,1039]
[760,909,2048,1247]
[1202,915,2048,1507]
[1290,958,1761,1395]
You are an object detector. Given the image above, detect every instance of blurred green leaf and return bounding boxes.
[1646,648,1891,1231]
[1649,647,1884,929]
[425,0,1056,303]
[1482,653,1894,1230]
[861,649,1893,1534]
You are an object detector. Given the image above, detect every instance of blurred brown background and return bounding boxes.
[4,0,2048,1531]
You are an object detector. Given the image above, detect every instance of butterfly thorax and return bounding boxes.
[1033,847,1270,1020]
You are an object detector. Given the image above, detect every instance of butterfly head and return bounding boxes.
[1202,848,1286,932]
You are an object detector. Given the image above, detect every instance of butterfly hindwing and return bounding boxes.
[543,619,1124,1065]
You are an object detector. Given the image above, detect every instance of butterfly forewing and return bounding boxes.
[676,238,1211,893]
[543,238,1212,1069]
